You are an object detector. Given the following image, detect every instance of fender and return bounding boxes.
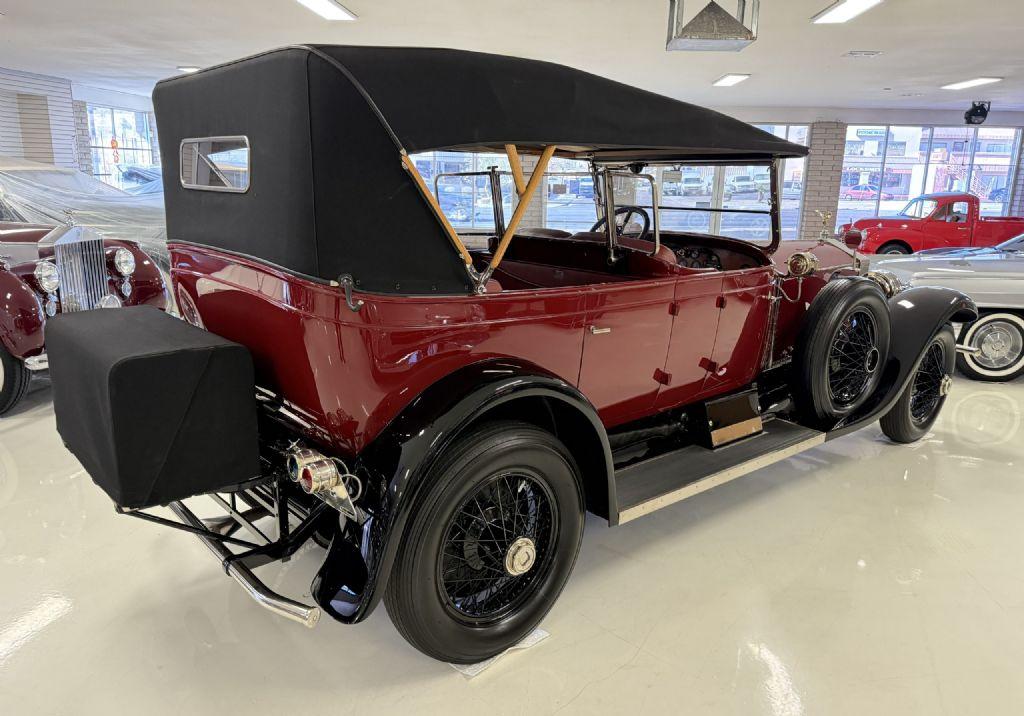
[311,358,613,624]
[827,285,977,440]
[0,266,45,358]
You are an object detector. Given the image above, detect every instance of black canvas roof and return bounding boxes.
[153,45,806,295]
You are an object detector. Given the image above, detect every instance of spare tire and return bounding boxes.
[794,278,891,424]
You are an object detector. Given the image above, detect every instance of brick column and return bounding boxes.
[799,121,847,240]
[72,100,93,174]
[517,153,546,228]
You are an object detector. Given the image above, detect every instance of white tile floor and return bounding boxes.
[2,376,1023,715]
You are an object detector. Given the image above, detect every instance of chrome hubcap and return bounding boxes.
[972,321,1024,370]
[504,537,537,576]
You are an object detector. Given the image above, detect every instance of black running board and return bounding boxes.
[614,419,825,524]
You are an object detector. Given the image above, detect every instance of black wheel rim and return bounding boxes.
[438,471,557,625]
[828,308,880,407]
[910,342,946,423]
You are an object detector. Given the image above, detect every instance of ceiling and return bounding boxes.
[0,0,1021,112]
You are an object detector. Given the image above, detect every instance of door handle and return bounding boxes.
[589,326,612,335]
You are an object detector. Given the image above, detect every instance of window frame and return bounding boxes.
[178,136,252,194]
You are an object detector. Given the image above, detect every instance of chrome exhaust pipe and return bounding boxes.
[169,502,321,629]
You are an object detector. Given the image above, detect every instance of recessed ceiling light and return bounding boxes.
[177,66,201,74]
[294,0,357,20]
[812,0,884,24]
[941,77,1002,90]
[843,50,883,58]
[713,74,751,87]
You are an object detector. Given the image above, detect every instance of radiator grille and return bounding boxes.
[55,237,107,313]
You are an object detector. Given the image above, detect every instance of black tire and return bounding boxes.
[384,420,584,663]
[881,326,956,443]
[0,346,30,417]
[956,312,1024,382]
[878,242,911,255]
[794,278,891,424]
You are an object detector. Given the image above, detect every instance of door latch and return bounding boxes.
[589,326,612,335]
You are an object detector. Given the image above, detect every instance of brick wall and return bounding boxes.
[798,121,847,240]
[72,100,93,173]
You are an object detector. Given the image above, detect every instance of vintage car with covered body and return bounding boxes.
[0,220,166,414]
[47,46,976,663]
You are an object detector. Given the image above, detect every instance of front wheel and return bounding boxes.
[878,242,911,255]
[384,421,584,663]
[956,312,1024,382]
[0,347,30,417]
[880,326,956,443]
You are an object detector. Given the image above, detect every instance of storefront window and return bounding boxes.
[838,125,1021,228]
[410,151,514,232]
[86,104,158,190]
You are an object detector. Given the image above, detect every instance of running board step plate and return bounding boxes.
[615,419,824,524]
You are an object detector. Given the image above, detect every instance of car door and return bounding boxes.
[701,267,775,395]
[923,201,971,249]
[578,278,677,426]
[655,271,724,411]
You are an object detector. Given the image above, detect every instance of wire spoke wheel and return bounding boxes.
[827,308,880,407]
[438,471,557,625]
[910,342,946,423]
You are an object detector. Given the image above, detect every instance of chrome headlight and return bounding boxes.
[867,269,909,298]
[113,247,136,276]
[787,251,820,277]
[34,261,60,293]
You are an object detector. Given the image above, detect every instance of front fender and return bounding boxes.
[827,286,977,439]
[0,268,45,357]
[311,358,612,624]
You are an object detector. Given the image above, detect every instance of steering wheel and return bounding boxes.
[591,206,651,242]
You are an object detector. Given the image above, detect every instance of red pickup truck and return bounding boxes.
[840,192,1024,254]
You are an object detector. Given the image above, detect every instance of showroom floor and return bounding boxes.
[1,376,1023,715]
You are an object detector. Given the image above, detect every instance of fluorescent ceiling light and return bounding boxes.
[941,77,1002,90]
[294,0,357,20]
[713,74,751,87]
[177,66,201,73]
[812,0,883,24]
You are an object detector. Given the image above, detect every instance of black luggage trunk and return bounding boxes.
[47,306,260,509]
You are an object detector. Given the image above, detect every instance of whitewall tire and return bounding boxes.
[956,312,1024,382]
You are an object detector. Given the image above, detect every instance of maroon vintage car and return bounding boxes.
[46,46,976,663]
[0,221,166,414]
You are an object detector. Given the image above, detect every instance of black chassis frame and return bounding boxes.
[129,281,977,629]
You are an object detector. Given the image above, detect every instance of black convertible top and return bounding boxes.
[154,45,806,294]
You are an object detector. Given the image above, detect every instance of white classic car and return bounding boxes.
[876,233,1024,382]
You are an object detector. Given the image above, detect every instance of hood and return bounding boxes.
[874,249,1024,282]
[852,217,920,231]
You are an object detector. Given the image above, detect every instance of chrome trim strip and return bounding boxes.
[617,430,826,524]
[168,501,320,628]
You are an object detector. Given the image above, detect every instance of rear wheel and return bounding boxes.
[881,326,955,443]
[956,313,1024,382]
[384,421,584,663]
[0,347,30,417]
[795,279,891,424]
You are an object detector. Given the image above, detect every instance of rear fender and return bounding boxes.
[827,286,977,439]
[311,358,613,624]
[0,268,45,357]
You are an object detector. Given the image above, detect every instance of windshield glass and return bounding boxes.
[899,198,938,218]
[997,233,1024,251]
